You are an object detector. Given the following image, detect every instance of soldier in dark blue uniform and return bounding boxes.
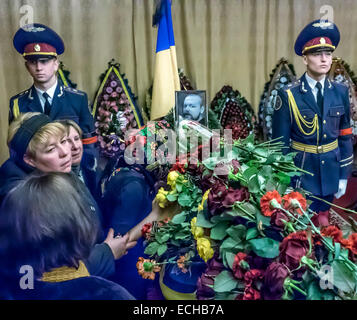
[272,19,353,212]
[10,23,98,172]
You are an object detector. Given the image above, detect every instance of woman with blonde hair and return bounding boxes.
[0,112,136,280]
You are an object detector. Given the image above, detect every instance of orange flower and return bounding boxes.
[260,190,282,217]
[136,257,161,280]
[177,255,188,273]
[282,192,307,215]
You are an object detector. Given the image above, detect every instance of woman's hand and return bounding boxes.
[127,199,181,242]
[104,228,137,260]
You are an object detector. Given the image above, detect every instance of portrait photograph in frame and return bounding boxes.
[175,90,208,128]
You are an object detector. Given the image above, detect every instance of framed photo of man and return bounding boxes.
[175,90,208,128]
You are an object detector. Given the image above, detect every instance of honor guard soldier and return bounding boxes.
[272,19,353,212]
[10,23,98,176]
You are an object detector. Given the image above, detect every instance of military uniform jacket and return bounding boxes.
[272,73,353,196]
[9,83,96,142]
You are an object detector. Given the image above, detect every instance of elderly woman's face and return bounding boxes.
[25,135,72,173]
[67,126,83,165]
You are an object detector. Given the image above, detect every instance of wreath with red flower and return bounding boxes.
[92,59,143,158]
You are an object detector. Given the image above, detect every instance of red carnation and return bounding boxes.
[207,181,229,216]
[270,209,290,229]
[171,162,186,174]
[242,286,261,300]
[232,252,248,279]
[311,210,330,228]
[321,225,343,243]
[222,187,250,207]
[260,190,282,217]
[141,222,152,240]
[262,262,290,300]
[282,192,307,215]
[243,269,264,287]
[345,233,357,255]
[279,231,309,270]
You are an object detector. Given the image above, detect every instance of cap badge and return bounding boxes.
[320,37,326,44]
[22,25,46,33]
[312,21,332,28]
[34,44,41,52]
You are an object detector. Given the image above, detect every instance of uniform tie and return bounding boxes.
[315,82,323,111]
[43,92,51,115]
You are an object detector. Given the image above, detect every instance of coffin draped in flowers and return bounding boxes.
[134,120,357,300]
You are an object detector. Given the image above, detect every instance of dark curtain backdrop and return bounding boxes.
[1,0,357,164]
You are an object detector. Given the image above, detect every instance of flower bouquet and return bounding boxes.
[136,122,357,300]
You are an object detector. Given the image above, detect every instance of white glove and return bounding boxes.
[334,179,348,199]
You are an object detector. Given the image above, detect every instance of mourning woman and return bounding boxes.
[0,112,134,279]
[0,172,134,300]
[59,119,100,200]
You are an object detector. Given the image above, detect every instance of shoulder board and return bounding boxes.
[11,89,29,100]
[330,79,349,88]
[63,86,86,96]
[285,80,300,90]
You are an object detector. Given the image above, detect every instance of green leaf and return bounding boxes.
[265,177,278,191]
[277,183,288,196]
[213,271,238,293]
[256,210,271,227]
[211,221,230,240]
[172,212,187,224]
[260,165,273,178]
[226,225,246,242]
[248,175,260,193]
[246,227,260,240]
[242,166,258,180]
[178,193,192,207]
[202,157,218,171]
[176,183,183,192]
[331,260,357,293]
[223,251,236,270]
[174,230,190,240]
[166,193,178,202]
[161,233,170,243]
[255,148,268,158]
[248,238,280,258]
[233,202,257,219]
[196,212,215,228]
[307,280,335,300]
[211,214,234,224]
[157,244,168,256]
[220,237,243,252]
[265,154,277,165]
[144,242,160,256]
[215,292,239,300]
[273,172,291,186]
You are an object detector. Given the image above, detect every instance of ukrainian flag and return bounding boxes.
[151,0,180,120]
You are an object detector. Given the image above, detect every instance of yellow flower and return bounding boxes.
[198,189,211,212]
[196,237,214,262]
[190,217,204,240]
[167,171,180,189]
[155,187,169,208]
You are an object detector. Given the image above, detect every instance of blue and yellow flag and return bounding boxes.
[151,0,180,120]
